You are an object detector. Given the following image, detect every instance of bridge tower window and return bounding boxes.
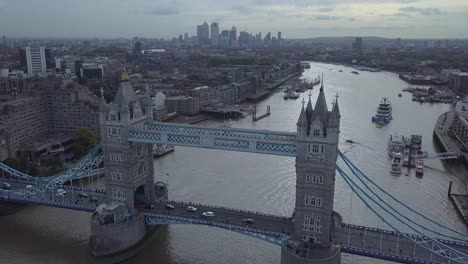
[110,153,123,162]
[313,129,320,137]
[318,176,324,184]
[111,171,123,181]
[305,174,311,183]
[305,194,322,207]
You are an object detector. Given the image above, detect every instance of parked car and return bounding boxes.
[78,192,89,198]
[57,189,67,195]
[202,211,214,218]
[242,218,254,224]
[55,193,65,198]
[145,204,155,209]
[186,206,197,212]
[89,197,99,202]
[26,185,33,190]
[2,183,11,190]
[165,204,175,209]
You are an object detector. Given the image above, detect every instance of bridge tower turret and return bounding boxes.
[282,83,341,264]
[89,72,156,257]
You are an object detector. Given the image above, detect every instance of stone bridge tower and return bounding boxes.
[282,82,342,264]
[89,72,156,257]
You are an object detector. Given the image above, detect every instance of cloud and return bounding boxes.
[399,6,443,16]
[318,7,334,12]
[149,7,179,16]
[231,5,255,15]
[314,15,342,20]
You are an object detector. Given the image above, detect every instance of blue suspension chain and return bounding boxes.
[339,150,468,241]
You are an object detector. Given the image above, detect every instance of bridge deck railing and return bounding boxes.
[341,223,468,248]
[145,213,287,238]
[163,200,291,220]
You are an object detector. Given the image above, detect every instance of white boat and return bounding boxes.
[372,97,392,124]
[391,152,403,174]
[387,135,405,157]
[283,91,300,100]
[415,159,424,176]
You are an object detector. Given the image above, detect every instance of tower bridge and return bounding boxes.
[2,75,468,263]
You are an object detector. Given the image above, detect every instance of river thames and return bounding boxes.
[0,62,466,264]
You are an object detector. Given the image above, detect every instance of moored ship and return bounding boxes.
[372,97,392,124]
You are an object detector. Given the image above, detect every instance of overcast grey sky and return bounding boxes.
[0,0,467,39]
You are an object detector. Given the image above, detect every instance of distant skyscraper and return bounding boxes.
[265,32,271,46]
[238,31,249,47]
[179,35,183,43]
[201,21,210,44]
[134,41,143,56]
[229,26,237,47]
[197,22,209,45]
[220,30,230,48]
[278,32,282,40]
[197,25,203,44]
[2,35,6,47]
[184,33,189,41]
[24,46,47,74]
[353,37,363,54]
[210,22,220,46]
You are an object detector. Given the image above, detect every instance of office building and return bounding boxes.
[353,37,363,54]
[0,79,101,161]
[449,72,468,94]
[230,26,237,47]
[197,22,210,45]
[78,63,104,79]
[210,22,220,46]
[238,31,250,47]
[24,46,47,74]
[220,30,230,48]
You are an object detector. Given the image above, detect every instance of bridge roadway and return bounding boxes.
[333,224,468,264]
[138,200,295,235]
[4,177,468,263]
[0,180,105,212]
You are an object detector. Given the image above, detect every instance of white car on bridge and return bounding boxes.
[186,206,197,212]
[202,211,214,218]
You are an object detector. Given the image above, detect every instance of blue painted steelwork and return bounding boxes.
[0,145,103,196]
[0,196,97,212]
[128,127,297,157]
[144,122,296,143]
[336,165,468,263]
[145,213,288,246]
[339,150,468,242]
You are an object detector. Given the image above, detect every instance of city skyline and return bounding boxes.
[0,0,467,39]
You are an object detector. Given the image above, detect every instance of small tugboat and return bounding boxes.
[345,139,356,144]
[391,153,403,174]
[372,97,392,125]
[398,93,402,97]
[352,71,359,75]
[339,70,343,72]
[415,159,424,177]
